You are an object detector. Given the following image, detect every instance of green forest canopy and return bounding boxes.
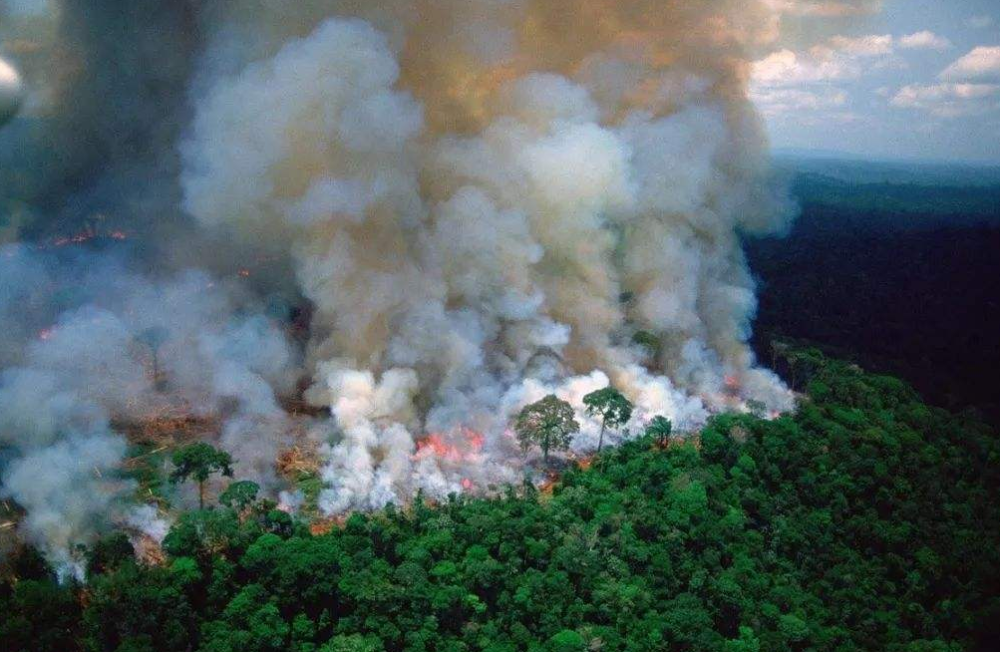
[2,351,999,652]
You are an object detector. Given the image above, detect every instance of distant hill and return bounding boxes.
[3,352,999,652]
[749,158,1000,423]
[769,155,1000,235]
[772,151,1000,187]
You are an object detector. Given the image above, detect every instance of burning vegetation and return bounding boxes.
[0,0,818,572]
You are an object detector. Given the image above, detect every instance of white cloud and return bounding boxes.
[966,16,994,30]
[941,47,1000,82]
[828,34,894,57]
[751,87,848,115]
[899,31,952,51]
[751,34,897,89]
[752,49,852,86]
[767,0,882,17]
[890,82,1000,118]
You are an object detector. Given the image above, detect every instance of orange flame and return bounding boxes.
[415,433,462,462]
[413,427,486,464]
[42,228,128,250]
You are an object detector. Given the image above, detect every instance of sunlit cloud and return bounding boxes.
[828,34,894,56]
[940,46,1000,82]
[891,82,1000,118]
[752,34,897,89]
[766,0,882,18]
[752,49,853,86]
[751,87,847,116]
[899,31,952,51]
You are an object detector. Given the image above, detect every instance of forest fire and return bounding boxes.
[5,1,1000,649]
[414,434,461,462]
[413,428,486,464]
[0,0,799,573]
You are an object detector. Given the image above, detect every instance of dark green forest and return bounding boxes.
[4,162,1000,652]
[3,351,999,652]
[749,164,1000,424]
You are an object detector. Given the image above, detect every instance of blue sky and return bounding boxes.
[754,0,1000,163]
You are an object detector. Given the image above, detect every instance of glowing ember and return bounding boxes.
[539,471,560,496]
[461,478,473,491]
[238,269,250,278]
[53,233,93,247]
[413,428,486,465]
[37,328,54,341]
[463,428,485,450]
[414,433,463,463]
[309,519,338,536]
[40,227,129,250]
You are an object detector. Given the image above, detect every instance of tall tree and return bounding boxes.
[220,480,261,514]
[515,394,579,464]
[582,386,633,452]
[170,442,234,509]
[646,415,673,447]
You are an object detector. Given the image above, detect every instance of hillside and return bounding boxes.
[4,351,999,652]
[749,161,1000,424]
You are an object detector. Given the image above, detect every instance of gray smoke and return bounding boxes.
[0,0,857,570]
[0,245,298,574]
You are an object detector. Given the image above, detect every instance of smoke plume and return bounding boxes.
[0,0,841,570]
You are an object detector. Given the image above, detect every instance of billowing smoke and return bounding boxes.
[0,0,837,570]
[0,245,300,574]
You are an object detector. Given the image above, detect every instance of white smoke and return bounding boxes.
[178,4,798,514]
[0,0,856,566]
[0,245,298,565]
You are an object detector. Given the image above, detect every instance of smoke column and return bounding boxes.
[0,0,866,570]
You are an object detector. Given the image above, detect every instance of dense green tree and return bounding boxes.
[582,386,633,452]
[320,633,384,652]
[547,630,585,652]
[220,480,261,513]
[645,415,672,447]
[170,442,234,509]
[82,563,197,652]
[632,331,661,359]
[87,532,136,578]
[0,579,81,652]
[514,394,580,463]
[5,349,1000,652]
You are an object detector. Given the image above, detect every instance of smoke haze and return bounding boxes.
[0,0,850,571]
